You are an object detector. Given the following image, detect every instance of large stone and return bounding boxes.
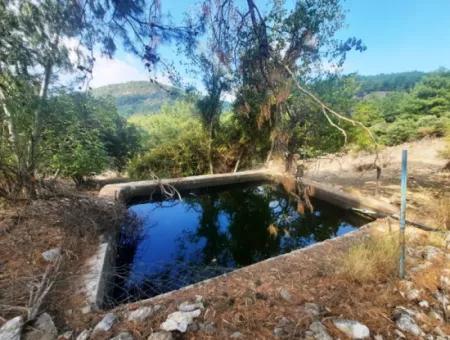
[399,281,421,301]
[127,306,155,322]
[160,310,201,333]
[92,313,117,334]
[393,308,423,337]
[24,313,58,340]
[111,331,134,340]
[333,319,370,339]
[309,321,332,340]
[148,331,173,340]
[0,316,23,340]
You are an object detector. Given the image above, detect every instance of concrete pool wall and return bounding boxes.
[83,169,397,309]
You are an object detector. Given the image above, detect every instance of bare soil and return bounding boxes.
[304,137,449,228]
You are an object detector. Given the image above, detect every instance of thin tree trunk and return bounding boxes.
[25,60,52,199]
[233,149,244,173]
[208,121,214,174]
[265,136,275,165]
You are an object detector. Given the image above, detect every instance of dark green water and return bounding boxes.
[112,182,369,304]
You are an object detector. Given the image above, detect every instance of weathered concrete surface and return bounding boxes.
[301,177,397,216]
[98,169,397,218]
[82,239,116,309]
[98,169,273,202]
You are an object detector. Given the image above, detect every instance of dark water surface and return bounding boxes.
[111,182,369,304]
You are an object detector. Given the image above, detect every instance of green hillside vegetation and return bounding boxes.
[357,71,426,95]
[125,70,450,179]
[92,81,184,117]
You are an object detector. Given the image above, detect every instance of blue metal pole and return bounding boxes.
[399,149,408,279]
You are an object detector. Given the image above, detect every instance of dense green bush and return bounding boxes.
[40,93,141,184]
[127,102,210,179]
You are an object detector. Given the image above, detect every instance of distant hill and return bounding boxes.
[92,81,184,117]
[356,71,426,96]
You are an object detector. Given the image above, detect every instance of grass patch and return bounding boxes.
[434,195,450,230]
[339,233,399,283]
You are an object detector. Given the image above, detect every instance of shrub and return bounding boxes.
[127,110,210,179]
[416,115,448,138]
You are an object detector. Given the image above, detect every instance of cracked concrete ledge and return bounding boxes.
[82,237,116,310]
[98,169,275,202]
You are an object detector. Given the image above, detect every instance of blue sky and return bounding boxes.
[90,0,450,87]
[337,0,450,75]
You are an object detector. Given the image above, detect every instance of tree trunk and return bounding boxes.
[233,149,244,173]
[208,121,214,174]
[26,60,52,198]
[265,136,275,165]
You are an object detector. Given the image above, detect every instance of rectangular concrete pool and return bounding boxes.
[109,181,371,305]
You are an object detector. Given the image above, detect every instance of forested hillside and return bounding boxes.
[92,81,184,116]
[357,71,426,95]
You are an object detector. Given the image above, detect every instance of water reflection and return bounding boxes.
[112,183,368,304]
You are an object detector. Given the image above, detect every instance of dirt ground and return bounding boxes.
[305,137,450,229]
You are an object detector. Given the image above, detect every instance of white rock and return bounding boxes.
[148,331,173,340]
[0,316,23,340]
[111,331,134,340]
[24,313,57,340]
[76,329,91,340]
[177,301,204,312]
[42,248,61,262]
[304,303,321,317]
[395,312,423,336]
[92,313,116,333]
[429,309,443,321]
[374,335,383,340]
[440,275,450,289]
[127,306,154,322]
[333,319,370,339]
[160,310,201,333]
[406,289,421,301]
[309,321,332,340]
[419,300,429,308]
[230,331,243,338]
[80,305,91,314]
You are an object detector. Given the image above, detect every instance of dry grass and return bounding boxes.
[434,195,450,230]
[339,232,400,283]
[419,230,447,249]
